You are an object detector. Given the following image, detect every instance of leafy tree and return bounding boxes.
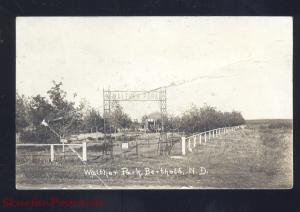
[110,101,132,132]
[23,94,54,143]
[46,81,77,137]
[165,115,181,131]
[16,92,29,132]
[28,95,53,127]
[83,108,104,133]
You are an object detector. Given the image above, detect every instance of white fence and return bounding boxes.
[16,125,246,162]
[181,125,245,155]
[16,142,87,162]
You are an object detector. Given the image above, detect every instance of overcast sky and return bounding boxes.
[16,17,293,120]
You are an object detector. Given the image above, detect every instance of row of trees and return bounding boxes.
[16,81,245,143]
[165,105,245,133]
[16,81,130,143]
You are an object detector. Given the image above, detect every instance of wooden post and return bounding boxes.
[181,137,186,155]
[82,142,87,162]
[204,133,207,143]
[213,130,215,138]
[136,142,139,158]
[209,131,211,140]
[188,139,192,152]
[120,143,124,159]
[50,144,54,162]
[193,136,196,148]
[111,140,114,159]
[199,134,202,145]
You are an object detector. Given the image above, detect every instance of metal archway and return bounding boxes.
[103,88,167,157]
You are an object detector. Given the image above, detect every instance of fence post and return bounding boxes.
[188,139,192,152]
[136,142,139,158]
[50,144,54,162]
[181,137,186,155]
[193,136,196,148]
[204,133,207,143]
[82,142,87,162]
[199,134,202,145]
[209,131,211,140]
[120,143,124,159]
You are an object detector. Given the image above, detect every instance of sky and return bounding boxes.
[16,17,293,120]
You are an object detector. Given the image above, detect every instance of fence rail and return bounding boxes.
[16,142,87,162]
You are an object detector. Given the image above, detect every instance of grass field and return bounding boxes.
[16,119,293,189]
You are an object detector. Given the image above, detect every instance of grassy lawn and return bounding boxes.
[16,120,293,189]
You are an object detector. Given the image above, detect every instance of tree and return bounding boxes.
[23,81,78,143]
[16,92,29,132]
[83,108,104,133]
[28,95,53,127]
[110,101,132,132]
[46,81,77,137]
[24,94,54,143]
[165,115,181,131]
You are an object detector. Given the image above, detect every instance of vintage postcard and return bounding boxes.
[16,17,293,189]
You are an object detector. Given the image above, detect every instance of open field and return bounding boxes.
[16,120,293,189]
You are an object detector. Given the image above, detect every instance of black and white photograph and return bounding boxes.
[16,17,293,189]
